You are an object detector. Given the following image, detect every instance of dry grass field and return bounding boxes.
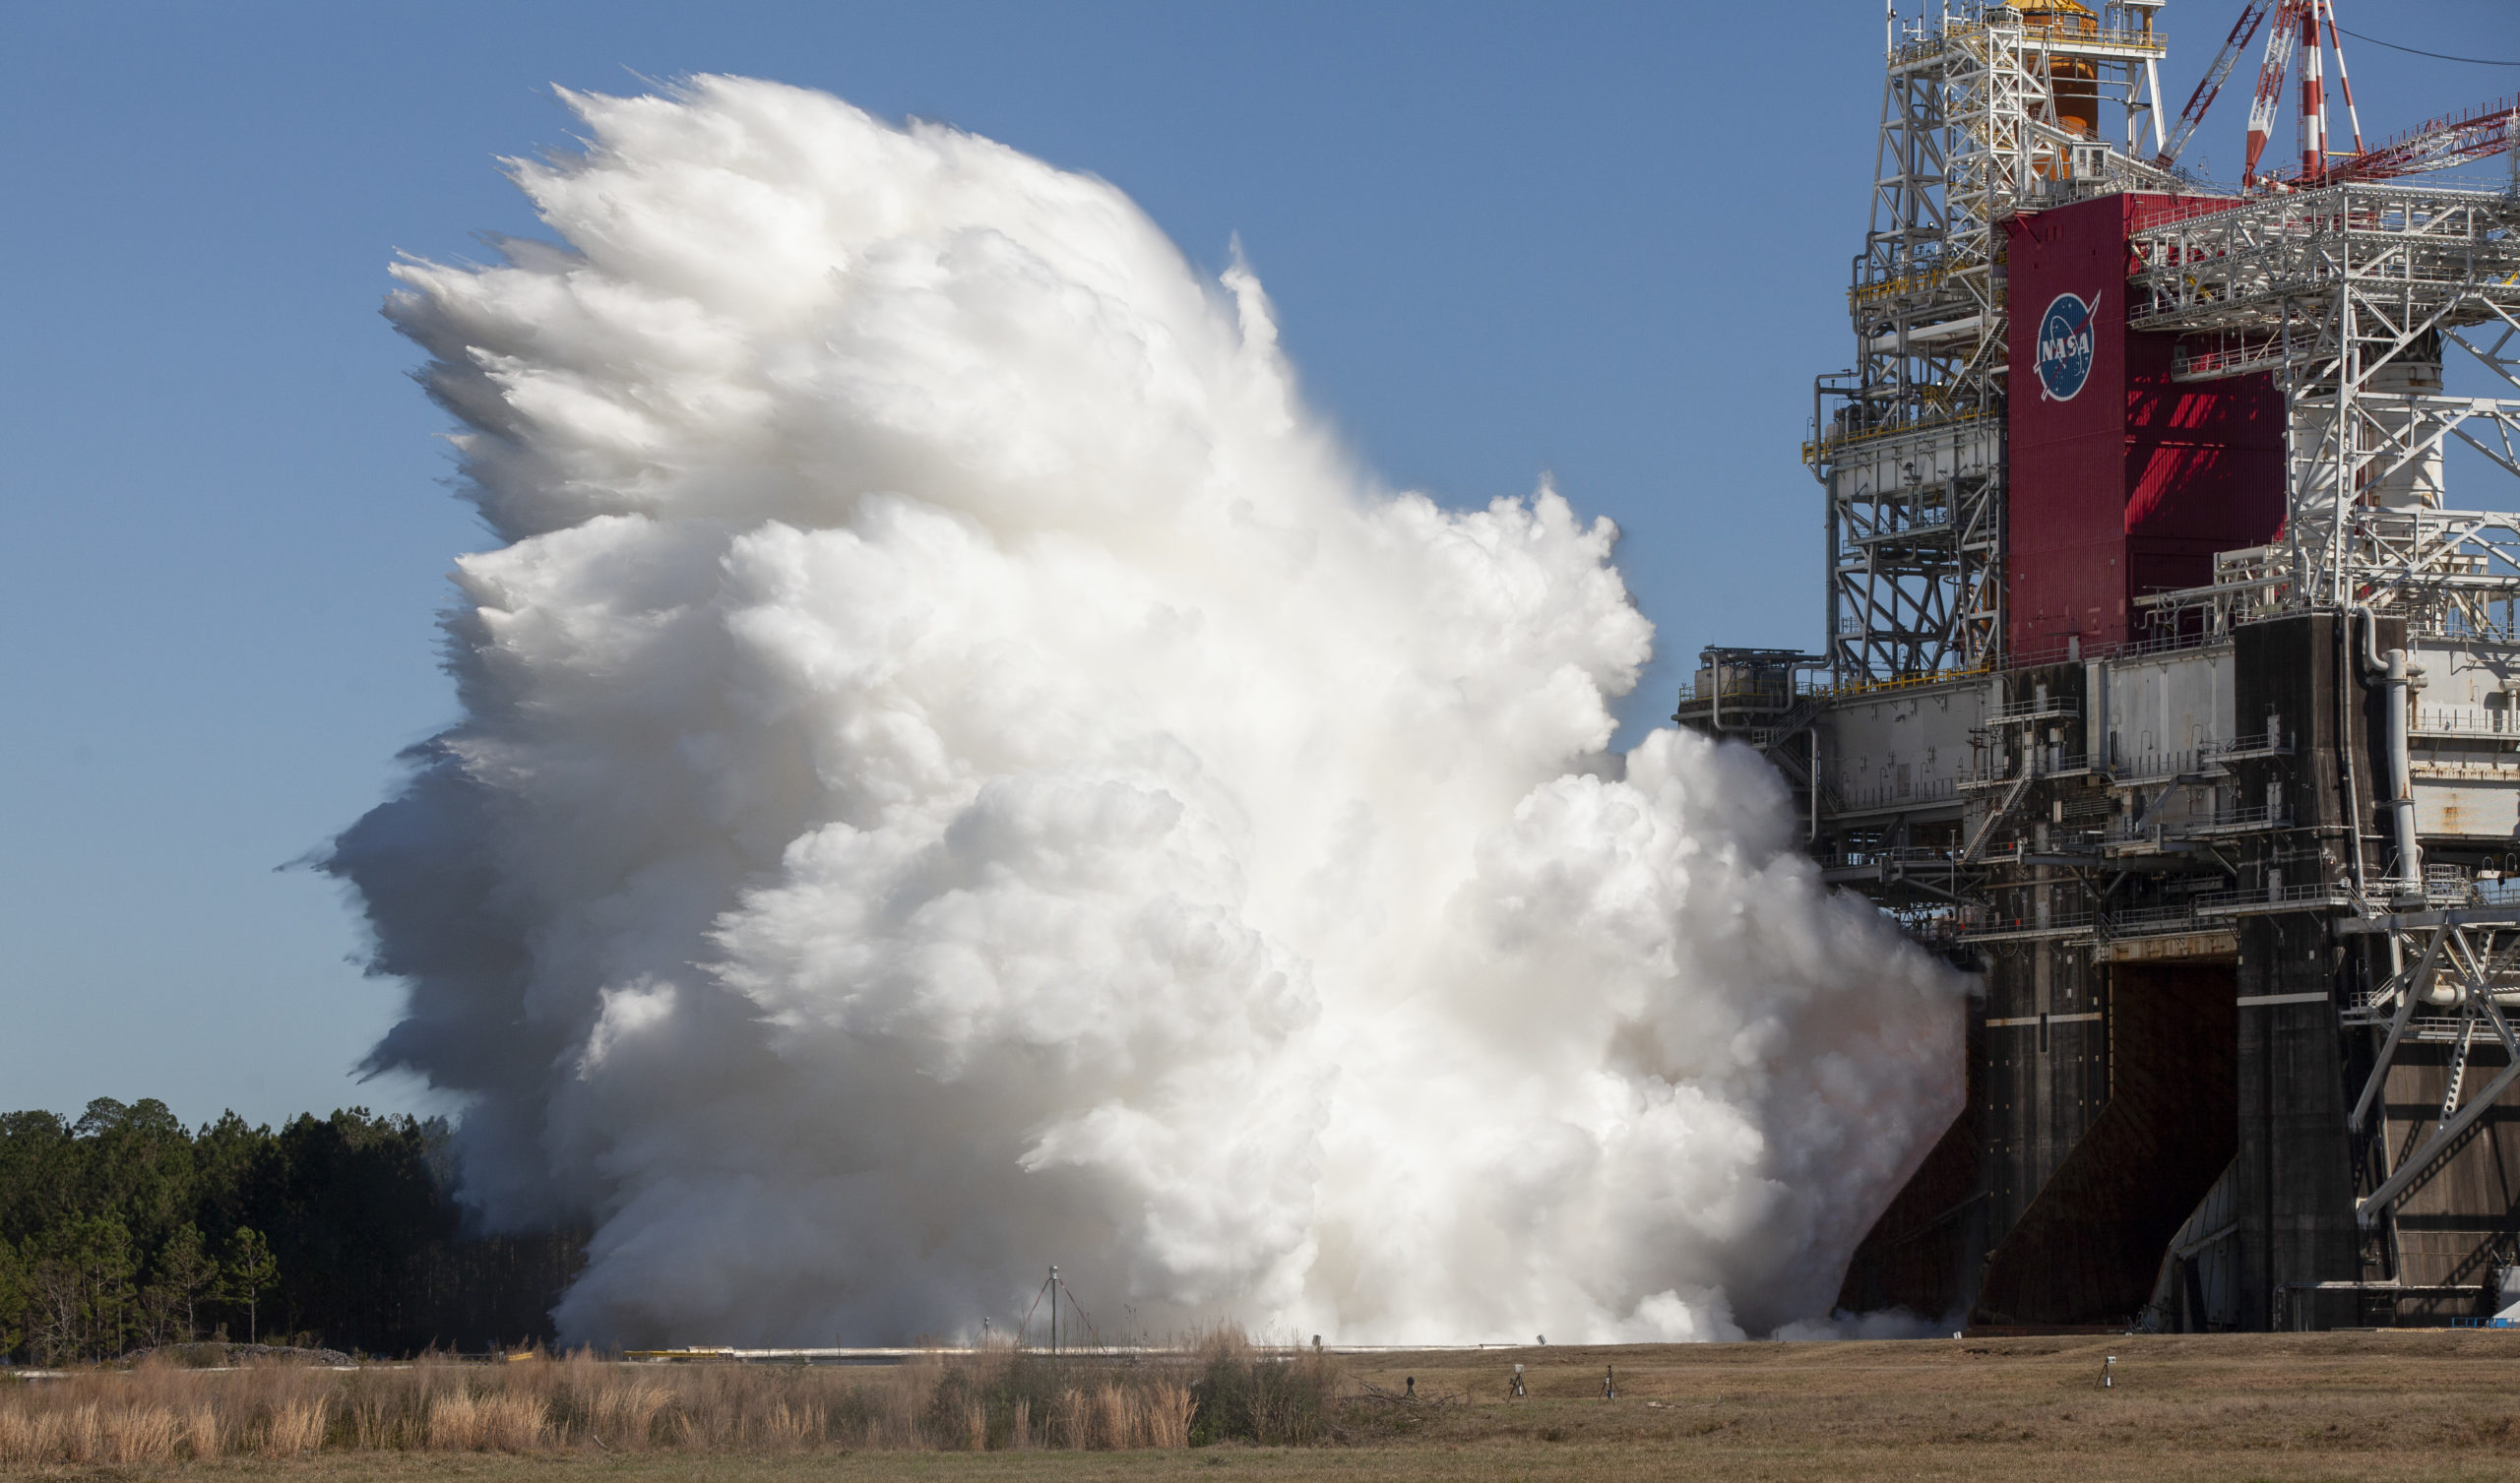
[12,1330,2520,1480]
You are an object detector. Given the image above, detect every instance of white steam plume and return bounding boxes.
[331,76,1964,1346]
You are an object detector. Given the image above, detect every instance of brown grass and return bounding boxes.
[12,1329,2520,1479]
[0,1333,1283,1464]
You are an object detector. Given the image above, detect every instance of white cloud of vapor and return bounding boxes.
[329,76,1964,1346]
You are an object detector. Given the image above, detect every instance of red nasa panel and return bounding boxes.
[2006,196,2126,659]
[2002,194,2281,661]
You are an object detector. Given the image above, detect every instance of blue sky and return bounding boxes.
[1,0,2510,1129]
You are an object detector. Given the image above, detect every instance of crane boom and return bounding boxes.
[2243,0,2310,186]
[2325,93,2519,184]
[2316,0,2364,156]
[2158,1,2273,169]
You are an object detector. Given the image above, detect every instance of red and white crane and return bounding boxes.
[2166,0,2505,191]
[2240,0,2363,187]
[2316,0,2367,168]
[2155,1,2273,170]
[2322,93,2518,185]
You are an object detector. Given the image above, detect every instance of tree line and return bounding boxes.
[0,1099,584,1363]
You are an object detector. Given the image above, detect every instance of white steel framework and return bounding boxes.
[1812,2,2174,683]
[2127,183,2520,638]
[2130,181,2520,1283]
[2337,905,2520,1240]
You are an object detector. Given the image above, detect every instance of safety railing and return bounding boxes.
[1673,679,1826,706]
[1822,846,1966,872]
[1835,775,1965,813]
[1958,909,2097,942]
[1962,751,2091,787]
[2109,747,2227,785]
[2414,707,2520,739]
[1830,662,1996,702]
[1804,404,1998,467]
[1890,15,2166,68]
[2002,626,2228,671]
[1987,694,2078,722]
[2101,904,2205,939]
[2107,804,2292,847]
[2194,881,2359,915]
[2216,727,2292,761]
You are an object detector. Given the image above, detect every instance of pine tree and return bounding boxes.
[29,1215,136,1362]
[220,1226,277,1344]
[0,1237,27,1363]
[153,1223,217,1341]
[0,1100,586,1356]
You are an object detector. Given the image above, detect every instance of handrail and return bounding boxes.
[2107,804,2291,844]
[2194,881,2357,913]
[2413,707,2520,738]
[1849,264,1961,311]
[1893,17,2167,69]
[2102,904,2205,938]
[1836,775,1966,813]
[2216,728,2292,759]
[2109,746,2227,784]
[1804,405,1998,467]
[1969,750,2091,784]
[1960,909,2098,941]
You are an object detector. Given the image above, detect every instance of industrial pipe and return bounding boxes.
[2420,978,2520,1008]
[2384,647,2422,889]
[2336,618,2369,896]
[2351,604,2424,893]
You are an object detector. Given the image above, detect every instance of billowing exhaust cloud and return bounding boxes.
[331,76,1964,1346]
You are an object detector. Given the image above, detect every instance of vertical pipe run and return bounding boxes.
[2318,1,2364,154]
[1810,729,1821,843]
[2144,58,2169,157]
[2385,648,2422,890]
[2352,605,2423,893]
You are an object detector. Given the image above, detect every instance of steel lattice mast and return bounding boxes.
[1693,0,2520,1341]
[1810,1,2173,684]
[2130,185,2520,635]
[2157,0,2271,169]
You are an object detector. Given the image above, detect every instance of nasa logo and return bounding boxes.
[2036,290,2098,402]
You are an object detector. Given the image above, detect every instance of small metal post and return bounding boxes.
[1049,1266,1059,1356]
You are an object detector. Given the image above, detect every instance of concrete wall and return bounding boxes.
[1821,682,1985,814]
[2234,919,2362,1330]
[1974,960,2237,1328]
[1828,615,2520,1331]
[1981,940,2110,1240]
[2230,619,2365,1329]
[2095,644,2236,773]
[2407,637,2520,847]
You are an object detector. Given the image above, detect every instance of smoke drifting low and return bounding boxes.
[332,77,1964,1345]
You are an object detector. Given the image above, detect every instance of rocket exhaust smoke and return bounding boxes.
[332,77,1965,1345]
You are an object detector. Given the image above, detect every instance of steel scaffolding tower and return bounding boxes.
[1811,2,2172,683]
[2127,183,2520,636]
[1696,0,2520,1339]
[2122,180,2520,1268]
